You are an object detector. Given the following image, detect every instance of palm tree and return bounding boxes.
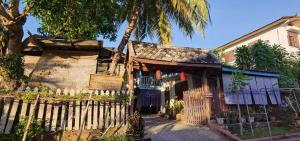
[108,0,211,74]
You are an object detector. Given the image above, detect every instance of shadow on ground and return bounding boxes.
[144,115,226,141]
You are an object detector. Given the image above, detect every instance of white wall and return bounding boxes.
[223,23,300,64]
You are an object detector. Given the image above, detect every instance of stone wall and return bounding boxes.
[24,50,98,89]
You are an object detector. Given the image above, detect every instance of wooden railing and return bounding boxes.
[0,87,129,134]
[137,76,161,89]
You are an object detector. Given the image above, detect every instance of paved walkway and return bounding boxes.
[144,115,227,141]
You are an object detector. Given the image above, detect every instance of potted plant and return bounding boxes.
[216,113,225,125]
[295,117,300,127]
[173,100,184,121]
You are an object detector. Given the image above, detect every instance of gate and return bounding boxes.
[139,89,161,114]
[183,88,210,125]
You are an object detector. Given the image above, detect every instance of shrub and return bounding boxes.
[10,117,44,141]
[234,40,300,87]
[172,100,184,115]
[98,134,129,141]
[0,54,24,81]
[126,111,144,139]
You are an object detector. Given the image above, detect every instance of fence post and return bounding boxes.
[205,93,213,124]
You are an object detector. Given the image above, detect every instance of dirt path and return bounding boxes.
[144,115,226,141]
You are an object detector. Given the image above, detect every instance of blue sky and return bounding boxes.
[23,0,300,49]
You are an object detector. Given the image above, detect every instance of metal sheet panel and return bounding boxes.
[249,76,268,105]
[263,77,278,104]
[241,84,253,105]
[222,73,237,104]
[222,73,249,104]
[255,76,269,105]
[270,78,282,104]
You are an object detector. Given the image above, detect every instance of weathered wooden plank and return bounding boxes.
[74,101,80,130]
[86,100,92,129]
[60,101,66,130]
[37,100,45,126]
[125,102,129,125]
[29,102,35,118]
[89,74,123,90]
[5,99,20,134]
[81,101,86,129]
[0,98,3,121]
[92,101,98,129]
[45,102,53,132]
[60,88,69,130]
[20,101,28,118]
[51,102,59,131]
[105,102,110,128]
[67,90,75,131]
[116,102,120,126]
[111,102,115,127]
[99,102,104,129]
[0,99,11,133]
[67,101,74,130]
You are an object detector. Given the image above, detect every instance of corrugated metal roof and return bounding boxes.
[222,66,280,77]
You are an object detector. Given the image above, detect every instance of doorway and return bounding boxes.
[138,89,161,114]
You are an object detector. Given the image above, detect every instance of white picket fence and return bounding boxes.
[0,87,129,134]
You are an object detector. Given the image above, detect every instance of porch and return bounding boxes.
[126,41,223,116]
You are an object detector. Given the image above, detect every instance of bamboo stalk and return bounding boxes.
[76,93,93,141]
[22,94,40,141]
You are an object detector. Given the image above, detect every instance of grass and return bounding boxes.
[239,126,292,140]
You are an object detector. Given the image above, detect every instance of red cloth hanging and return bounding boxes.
[156,69,161,80]
[180,71,186,81]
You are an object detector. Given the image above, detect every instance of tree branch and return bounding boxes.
[19,4,29,18]
[0,3,13,21]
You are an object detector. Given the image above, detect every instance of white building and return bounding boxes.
[216,16,300,64]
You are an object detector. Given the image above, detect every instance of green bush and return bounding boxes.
[100,134,129,141]
[234,40,300,87]
[172,100,184,115]
[0,54,24,81]
[10,117,44,141]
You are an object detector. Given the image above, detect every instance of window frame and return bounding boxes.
[287,31,300,48]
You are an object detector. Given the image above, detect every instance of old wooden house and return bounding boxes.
[126,41,222,114]
[23,37,125,90]
[126,41,283,119]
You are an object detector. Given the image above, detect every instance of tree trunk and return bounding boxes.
[237,93,243,136]
[1,0,25,55]
[6,24,23,55]
[108,0,141,75]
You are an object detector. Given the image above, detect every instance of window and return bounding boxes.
[288,31,300,48]
[224,50,235,63]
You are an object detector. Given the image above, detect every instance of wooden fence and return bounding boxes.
[183,88,209,125]
[0,87,129,134]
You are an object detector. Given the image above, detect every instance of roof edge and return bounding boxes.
[222,65,280,77]
[216,16,300,51]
